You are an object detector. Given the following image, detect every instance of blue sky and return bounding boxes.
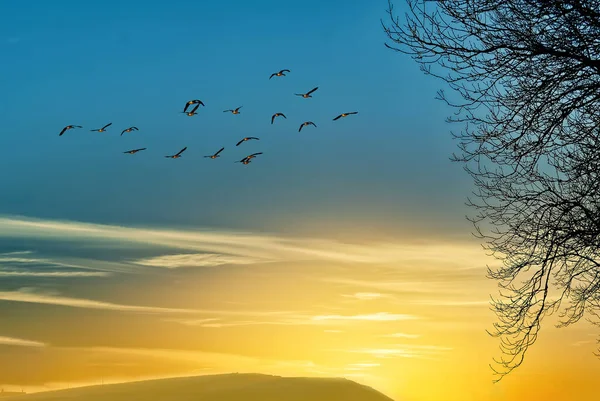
[0,0,472,238]
[1,3,599,401]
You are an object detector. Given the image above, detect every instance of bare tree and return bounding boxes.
[381,0,600,382]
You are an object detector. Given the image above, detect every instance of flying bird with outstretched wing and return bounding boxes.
[181,103,200,116]
[269,69,290,79]
[271,113,286,124]
[183,99,205,113]
[58,125,82,136]
[235,152,263,165]
[91,122,112,132]
[295,87,318,98]
[165,147,187,159]
[204,147,225,159]
[298,121,317,132]
[121,126,139,136]
[333,112,358,121]
[236,137,260,146]
[123,148,146,154]
[223,106,242,114]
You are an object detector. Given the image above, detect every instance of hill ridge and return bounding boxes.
[2,373,396,401]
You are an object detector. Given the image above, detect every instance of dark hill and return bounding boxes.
[3,373,395,401]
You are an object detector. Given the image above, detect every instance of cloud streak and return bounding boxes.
[0,289,306,320]
[343,344,452,359]
[167,311,419,328]
[341,292,386,300]
[0,336,46,347]
[0,216,493,269]
[0,289,201,314]
[0,251,119,275]
[312,312,418,322]
[409,299,490,307]
[132,253,265,268]
[0,270,109,277]
[379,332,421,339]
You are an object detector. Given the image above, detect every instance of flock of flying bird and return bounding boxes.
[57,68,358,166]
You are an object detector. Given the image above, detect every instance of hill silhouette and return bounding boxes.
[2,373,395,401]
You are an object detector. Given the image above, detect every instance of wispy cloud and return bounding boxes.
[324,277,486,296]
[379,332,421,339]
[0,336,46,347]
[344,363,380,371]
[312,312,418,322]
[0,289,201,314]
[341,292,386,300]
[61,346,338,378]
[0,251,117,276]
[167,319,289,328]
[0,216,491,269]
[0,289,303,319]
[132,253,265,268]
[163,318,222,326]
[0,270,109,277]
[409,299,490,307]
[343,344,452,359]
[167,311,417,328]
[570,340,595,347]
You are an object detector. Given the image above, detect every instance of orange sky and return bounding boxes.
[0,216,598,401]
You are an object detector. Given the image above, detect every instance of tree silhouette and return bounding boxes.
[381,0,600,382]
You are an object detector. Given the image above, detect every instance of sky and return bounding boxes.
[0,1,597,401]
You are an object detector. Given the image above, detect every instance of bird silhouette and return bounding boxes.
[121,126,139,136]
[183,100,205,113]
[91,122,112,132]
[123,148,146,154]
[236,137,260,146]
[295,87,318,98]
[298,121,317,132]
[181,103,200,116]
[236,152,263,165]
[271,113,287,124]
[58,125,82,136]
[165,147,187,159]
[204,147,225,159]
[223,106,242,114]
[269,69,290,79]
[245,152,262,160]
[333,112,358,121]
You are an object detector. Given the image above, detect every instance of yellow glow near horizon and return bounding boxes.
[0,217,598,401]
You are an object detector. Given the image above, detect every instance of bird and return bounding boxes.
[271,113,287,124]
[58,125,82,136]
[236,137,259,146]
[181,103,200,116]
[333,112,358,121]
[204,147,225,159]
[183,100,205,113]
[298,121,317,132]
[121,126,139,136]
[269,69,290,79]
[165,147,187,159]
[235,152,263,164]
[245,152,263,160]
[224,106,242,114]
[91,122,112,132]
[123,148,146,154]
[295,87,318,98]
[236,158,252,165]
